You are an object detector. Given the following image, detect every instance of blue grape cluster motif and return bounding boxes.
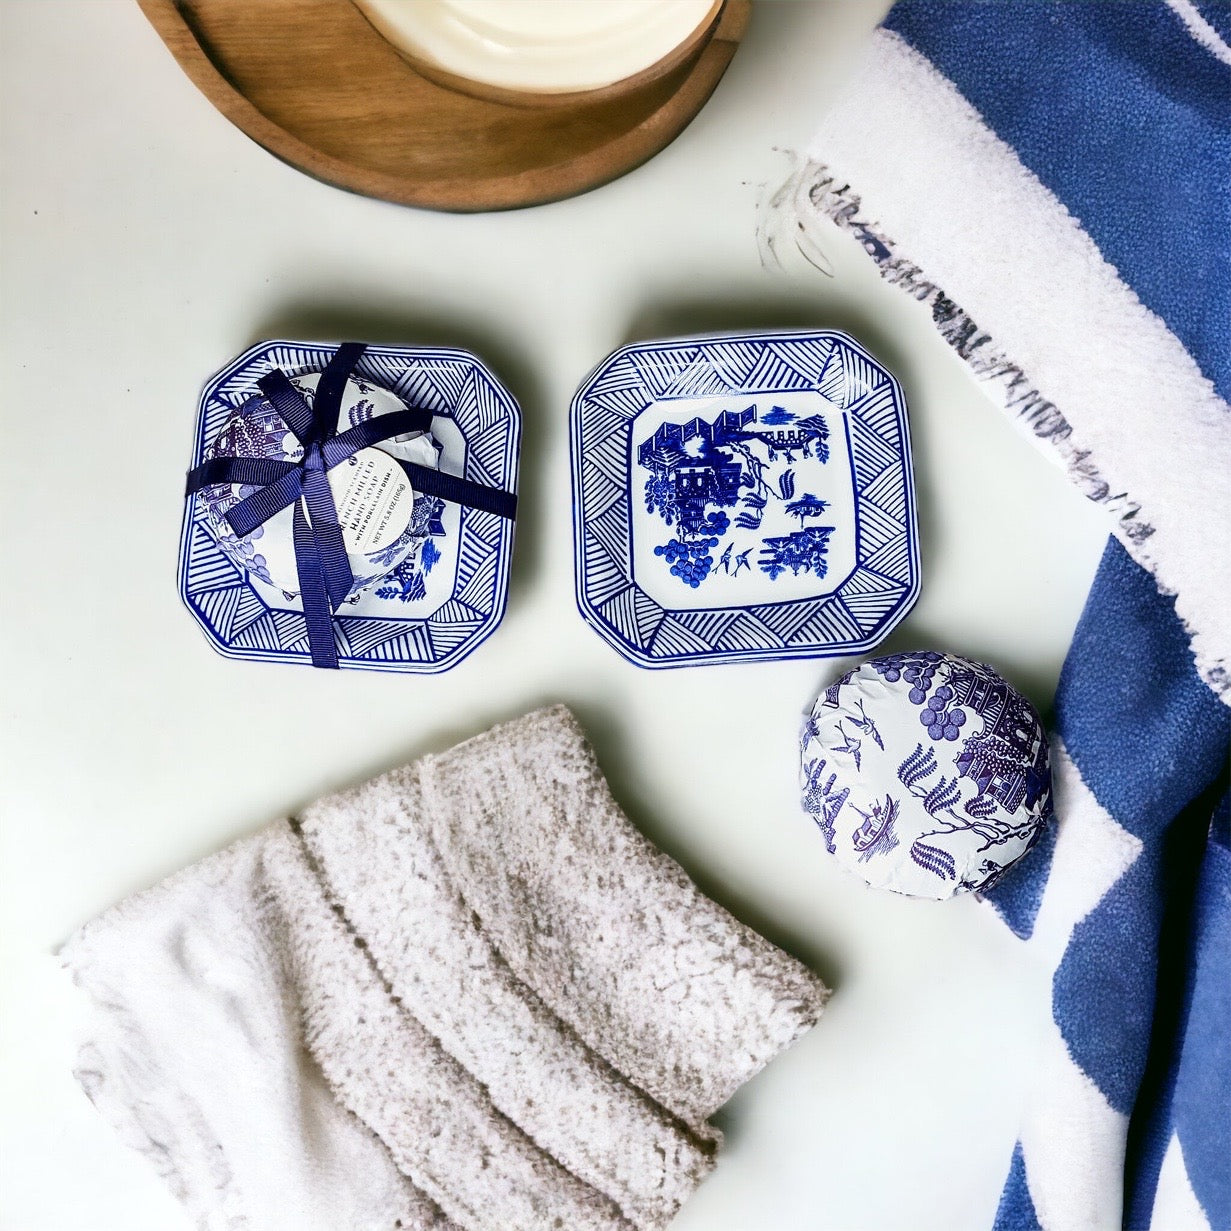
[872,649,941,689]
[870,651,971,743]
[204,480,275,586]
[654,536,720,588]
[222,526,273,587]
[919,686,967,742]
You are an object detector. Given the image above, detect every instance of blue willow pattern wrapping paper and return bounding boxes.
[801,653,1052,901]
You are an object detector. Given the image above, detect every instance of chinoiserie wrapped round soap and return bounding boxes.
[200,371,441,599]
[800,651,1053,900]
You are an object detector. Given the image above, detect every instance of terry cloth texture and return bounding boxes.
[762,4,1231,1228]
[62,705,828,1231]
[762,0,1231,704]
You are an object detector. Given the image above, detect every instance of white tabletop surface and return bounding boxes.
[0,3,1113,1229]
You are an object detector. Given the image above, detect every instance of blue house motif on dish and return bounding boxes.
[629,390,859,612]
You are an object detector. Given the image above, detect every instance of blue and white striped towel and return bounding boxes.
[770,3,1231,1227]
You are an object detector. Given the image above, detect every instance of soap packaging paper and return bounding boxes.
[198,370,444,601]
[800,652,1054,900]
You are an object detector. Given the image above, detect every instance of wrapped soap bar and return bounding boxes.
[199,370,441,599]
[800,651,1053,899]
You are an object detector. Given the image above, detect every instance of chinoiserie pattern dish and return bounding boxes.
[571,331,920,667]
[800,652,1054,899]
[179,340,520,672]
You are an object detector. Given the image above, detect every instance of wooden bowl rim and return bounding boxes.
[137,0,751,213]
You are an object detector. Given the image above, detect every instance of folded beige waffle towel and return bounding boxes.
[64,705,828,1231]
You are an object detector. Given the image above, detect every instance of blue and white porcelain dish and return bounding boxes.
[179,339,521,673]
[570,330,921,667]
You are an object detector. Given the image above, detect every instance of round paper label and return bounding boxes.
[227,447,416,597]
[330,446,414,556]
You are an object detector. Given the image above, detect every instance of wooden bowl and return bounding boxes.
[138,0,751,212]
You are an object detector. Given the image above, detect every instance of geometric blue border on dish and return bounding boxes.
[178,339,521,673]
[570,330,920,668]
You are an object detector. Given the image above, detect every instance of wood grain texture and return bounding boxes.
[137,0,750,212]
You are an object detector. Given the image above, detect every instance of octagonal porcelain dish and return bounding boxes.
[179,339,520,672]
[570,330,920,667]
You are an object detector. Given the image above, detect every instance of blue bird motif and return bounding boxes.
[846,699,885,750]
[832,721,863,771]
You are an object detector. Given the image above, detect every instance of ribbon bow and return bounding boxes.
[186,342,516,668]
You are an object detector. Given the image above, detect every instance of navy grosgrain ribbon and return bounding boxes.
[186,343,517,668]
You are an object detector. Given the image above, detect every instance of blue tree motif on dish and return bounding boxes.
[375,558,427,603]
[373,495,447,603]
[758,525,834,580]
[638,405,836,589]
